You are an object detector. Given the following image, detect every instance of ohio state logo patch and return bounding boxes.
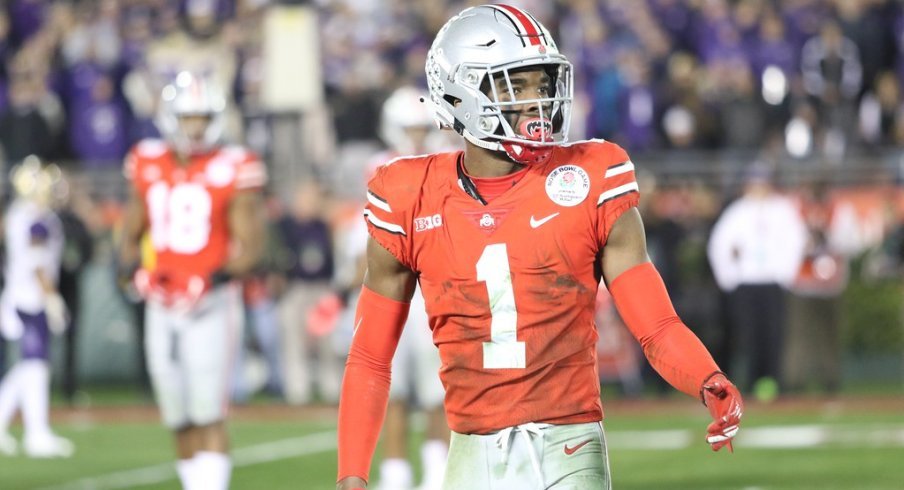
[545,165,590,207]
[462,208,511,235]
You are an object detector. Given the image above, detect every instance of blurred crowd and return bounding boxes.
[1,0,904,173]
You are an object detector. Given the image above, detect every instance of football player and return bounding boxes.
[118,72,266,490]
[0,157,72,459]
[337,5,744,490]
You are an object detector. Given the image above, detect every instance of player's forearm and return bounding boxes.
[337,286,409,483]
[635,319,721,399]
[609,262,720,399]
[223,192,265,277]
[220,239,263,277]
[35,268,57,296]
[119,193,146,267]
[119,236,141,268]
[337,351,393,483]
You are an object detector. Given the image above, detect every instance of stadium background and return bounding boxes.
[0,0,903,488]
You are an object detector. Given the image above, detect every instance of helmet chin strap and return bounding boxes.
[462,128,503,152]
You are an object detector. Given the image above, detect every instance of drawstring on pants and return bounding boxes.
[494,422,550,489]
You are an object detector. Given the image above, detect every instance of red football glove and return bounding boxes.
[134,268,208,312]
[702,372,743,452]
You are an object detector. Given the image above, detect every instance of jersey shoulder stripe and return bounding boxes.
[604,160,634,178]
[366,190,392,213]
[363,209,406,236]
[598,182,640,206]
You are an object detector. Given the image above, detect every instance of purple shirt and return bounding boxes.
[896,13,904,88]
[753,39,798,79]
[0,79,7,115]
[618,84,657,151]
[783,3,831,54]
[69,100,129,165]
[647,0,693,49]
[8,0,48,45]
[65,63,128,164]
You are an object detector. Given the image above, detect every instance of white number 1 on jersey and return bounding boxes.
[476,243,526,369]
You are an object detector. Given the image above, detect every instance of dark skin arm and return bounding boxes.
[336,237,416,490]
[118,186,147,271]
[600,207,651,284]
[221,190,266,277]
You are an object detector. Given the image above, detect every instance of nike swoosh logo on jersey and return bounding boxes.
[530,212,560,228]
[563,439,592,455]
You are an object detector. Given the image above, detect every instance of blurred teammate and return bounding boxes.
[337,6,743,489]
[119,72,266,490]
[0,157,72,458]
[373,87,453,490]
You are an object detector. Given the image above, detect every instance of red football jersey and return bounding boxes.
[124,139,267,292]
[364,139,639,434]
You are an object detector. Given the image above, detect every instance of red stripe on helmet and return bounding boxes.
[496,4,543,46]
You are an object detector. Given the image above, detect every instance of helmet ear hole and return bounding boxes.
[478,115,500,134]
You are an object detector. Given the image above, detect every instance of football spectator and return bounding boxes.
[7,0,51,47]
[0,55,63,164]
[801,19,863,159]
[65,64,129,167]
[708,163,808,395]
[275,180,341,405]
[54,175,93,404]
[858,70,904,146]
[785,180,861,394]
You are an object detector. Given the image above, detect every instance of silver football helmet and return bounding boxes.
[425,4,573,165]
[10,155,62,208]
[156,71,226,155]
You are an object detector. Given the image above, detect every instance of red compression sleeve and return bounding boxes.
[337,286,409,483]
[609,262,721,400]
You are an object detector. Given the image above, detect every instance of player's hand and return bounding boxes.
[45,292,70,335]
[336,476,367,489]
[702,372,743,452]
[133,268,154,300]
[169,274,208,312]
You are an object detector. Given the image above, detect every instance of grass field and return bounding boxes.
[0,393,902,490]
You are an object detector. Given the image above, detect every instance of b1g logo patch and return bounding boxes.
[545,165,590,207]
[414,214,443,232]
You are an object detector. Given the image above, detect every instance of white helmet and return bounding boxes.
[425,4,573,165]
[156,71,226,155]
[380,86,443,155]
[10,155,62,208]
